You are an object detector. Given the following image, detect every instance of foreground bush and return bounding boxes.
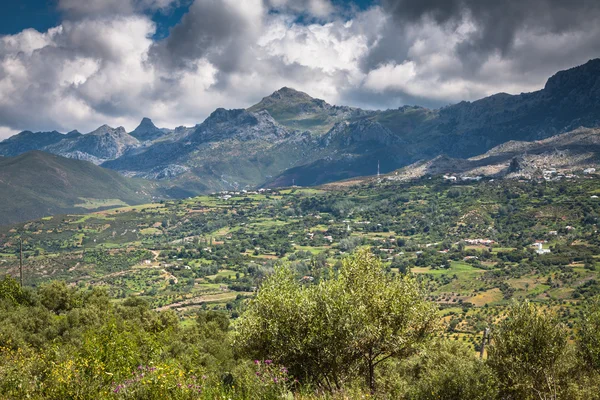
[487,301,569,400]
[5,252,600,398]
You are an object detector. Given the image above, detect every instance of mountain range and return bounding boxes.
[2,58,600,203]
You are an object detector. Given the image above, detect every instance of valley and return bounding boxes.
[3,173,600,351]
[4,2,600,397]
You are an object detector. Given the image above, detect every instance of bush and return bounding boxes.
[487,301,569,400]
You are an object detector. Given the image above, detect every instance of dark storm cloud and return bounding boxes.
[354,0,600,110]
[149,0,262,72]
[381,0,600,55]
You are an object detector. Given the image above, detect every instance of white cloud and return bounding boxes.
[0,126,18,140]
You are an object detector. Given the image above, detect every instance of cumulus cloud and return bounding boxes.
[381,0,600,56]
[1,0,600,139]
[358,0,600,106]
[150,0,264,72]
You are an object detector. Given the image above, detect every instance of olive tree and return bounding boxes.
[404,339,498,400]
[578,296,600,371]
[234,249,438,392]
[487,300,569,400]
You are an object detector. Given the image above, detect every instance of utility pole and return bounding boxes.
[19,238,23,287]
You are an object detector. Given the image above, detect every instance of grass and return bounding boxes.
[412,261,482,277]
[468,288,503,306]
[75,198,129,210]
[140,228,161,235]
[206,269,240,280]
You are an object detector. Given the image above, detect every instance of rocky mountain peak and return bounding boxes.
[89,124,118,136]
[250,87,330,111]
[136,117,156,130]
[544,58,600,95]
[66,130,81,138]
[130,117,166,141]
[270,87,314,101]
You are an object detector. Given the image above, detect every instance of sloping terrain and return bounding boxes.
[0,151,158,225]
[388,127,600,181]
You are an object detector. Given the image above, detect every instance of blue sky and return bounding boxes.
[0,0,599,138]
[1,1,60,35]
[1,0,375,36]
[1,0,193,36]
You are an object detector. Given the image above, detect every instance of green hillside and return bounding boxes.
[0,151,158,225]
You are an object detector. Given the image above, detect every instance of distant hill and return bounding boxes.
[3,59,600,192]
[0,151,159,225]
[0,130,79,156]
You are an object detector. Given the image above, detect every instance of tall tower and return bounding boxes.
[377,160,380,178]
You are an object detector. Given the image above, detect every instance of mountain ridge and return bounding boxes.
[2,58,600,193]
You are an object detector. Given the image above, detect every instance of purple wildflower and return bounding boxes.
[265,360,272,365]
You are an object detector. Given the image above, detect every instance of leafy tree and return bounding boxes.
[39,281,79,314]
[487,300,569,399]
[0,275,29,305]
[404,340,498,400]
[578,296,600,371]
[234,249,438,392]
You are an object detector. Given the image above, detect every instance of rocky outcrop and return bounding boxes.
[45,125,140,164]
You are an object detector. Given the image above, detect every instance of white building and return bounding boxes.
[534,242,551,255]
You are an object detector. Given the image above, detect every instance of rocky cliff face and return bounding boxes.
[417,59,600,157]
[389,127,600,181]
[191,109,291,143]
[44,125,140,164]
